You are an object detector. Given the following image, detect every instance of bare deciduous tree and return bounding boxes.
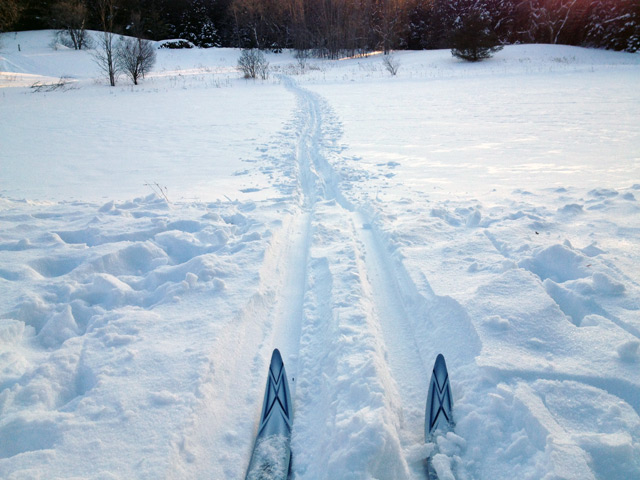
[51,0,89,50]
[373,0,405,54]
[117,37,156,85]
[94,0,118,86]
[382,52,400,75]
[523,0,579,44]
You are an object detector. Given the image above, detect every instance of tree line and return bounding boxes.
[3,0,639,56]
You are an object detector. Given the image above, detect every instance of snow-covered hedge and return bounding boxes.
[157,39,195,50]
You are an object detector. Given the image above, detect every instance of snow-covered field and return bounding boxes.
[1,30,639,479]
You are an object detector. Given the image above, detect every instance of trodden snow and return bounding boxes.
[1,30,639,479]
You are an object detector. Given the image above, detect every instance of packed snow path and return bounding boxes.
[282,80,440,478]
[161,78,485,478]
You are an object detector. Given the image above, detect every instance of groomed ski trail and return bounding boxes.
[165,84,315,477]
[167,77,484,479]
[283,79,482,479]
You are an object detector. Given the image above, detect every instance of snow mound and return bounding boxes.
[0,194,277,478]
[518,244,589,283]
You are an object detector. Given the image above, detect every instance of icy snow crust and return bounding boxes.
[1,30,640,479]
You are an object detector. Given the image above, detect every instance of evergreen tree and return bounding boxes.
[484,0,519,44]
[584,0,639,52]
[406,0,452,49]
[407,0,430,50]
[199,17,221,47]
[5,0,640,54]
[179,0,221,47]
[450,7,503,61]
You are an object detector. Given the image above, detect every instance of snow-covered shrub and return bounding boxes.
[50,0,91,50]
[52,29,92,50]
[238,49,269,79]
[294,49,311,72]
[382,53,400,76]
[158,39,194,49]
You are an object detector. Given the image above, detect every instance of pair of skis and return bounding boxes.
[245,350,453,480]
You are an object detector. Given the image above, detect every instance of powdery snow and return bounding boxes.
[1,30,639,479]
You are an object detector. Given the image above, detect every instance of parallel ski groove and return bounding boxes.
[355,213,431,448]
[284,77,446,478]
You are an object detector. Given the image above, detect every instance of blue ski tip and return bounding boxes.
[271,348,283,365]
[246,348,293,480]
[425,354,454,440]
[259,349,292,436]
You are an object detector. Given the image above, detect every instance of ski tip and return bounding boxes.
[425,353,454,440]
[271,348,284,367]
[432,354,450,388]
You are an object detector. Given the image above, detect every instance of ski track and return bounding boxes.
[286,79,413,478]
[236,76,639,480]
[167,76,470,478]
[164,205,313,477]
[279,78,483,479]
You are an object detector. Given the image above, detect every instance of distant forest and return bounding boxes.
[4,0,639,55]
